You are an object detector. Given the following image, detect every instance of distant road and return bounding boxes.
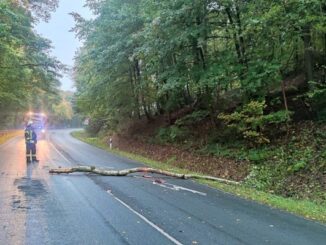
[0,129,325,244]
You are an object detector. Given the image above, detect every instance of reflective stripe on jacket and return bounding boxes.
[25,127,37,144]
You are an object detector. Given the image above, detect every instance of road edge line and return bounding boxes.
[107,190,183,245]
[49,141,72,165]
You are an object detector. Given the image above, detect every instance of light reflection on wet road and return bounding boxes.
[0,132,179,245]
[0,137,51,244]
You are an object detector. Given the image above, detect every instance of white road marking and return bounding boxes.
[49,142,71,164]
[153,182,207,196]
[50,138,183,244]
[107,190,183,245]
[134,176,207,196]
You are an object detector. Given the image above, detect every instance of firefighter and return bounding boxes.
[25,120,39,163]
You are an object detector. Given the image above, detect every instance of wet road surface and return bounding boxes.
[0,129,325,245]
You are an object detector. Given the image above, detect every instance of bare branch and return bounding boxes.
[49,166,240,185]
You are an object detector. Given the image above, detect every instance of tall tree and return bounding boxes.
[73,0,326,133]
[0,0,62,128]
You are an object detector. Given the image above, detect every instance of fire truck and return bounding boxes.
[25,112,48,139]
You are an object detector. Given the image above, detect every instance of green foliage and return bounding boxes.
[245,164,286,191]
[199,143,247,161]
[175,110,209,127]
[86,122,103,137]
[218,100,290,145]
[244,143,322,198]
[70,0,326,208]
[52,99,73,126]
[247,148,272,163]
[0,0,62,128]
[72,130,326,223]
[202,143,275,164]
[200,121,326,203]
[155,126,189,144]
[291,161,307,172]
[72,0,326,132]
[286,147,313,173]
[305,81,326,121]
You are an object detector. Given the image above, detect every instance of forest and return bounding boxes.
[73,0,326,204]
[0,0,73,128]
[74,0,325,131]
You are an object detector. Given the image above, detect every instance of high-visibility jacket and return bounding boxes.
[24,126,37,144]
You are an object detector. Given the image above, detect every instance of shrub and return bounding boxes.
[218,100,290,145]
[155,125,190,143]
[86,118,105,136]
[305,81,326,121]
[175,110,209,127]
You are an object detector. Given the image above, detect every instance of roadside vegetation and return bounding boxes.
[0,0,76,128]
[71,0,325,220]
[0,130,22,145]
[72,130,326,224]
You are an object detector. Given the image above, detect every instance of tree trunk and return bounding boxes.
[129,64,140,119]
[302,25,314,82]
[235,3,247,68]
[49,166,240,185]
[134,60,151,121]
[225,7,242,65]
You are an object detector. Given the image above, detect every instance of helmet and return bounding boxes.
[27,120,33,126]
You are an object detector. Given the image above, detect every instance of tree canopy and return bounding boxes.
[73,0,326,135]
[0,0,64,128]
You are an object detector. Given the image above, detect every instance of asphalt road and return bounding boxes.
[0,129,325,245]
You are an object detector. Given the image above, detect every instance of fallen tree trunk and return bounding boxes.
[49,166,239,185]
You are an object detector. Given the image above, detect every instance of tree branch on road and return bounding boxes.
[49,166,240,185]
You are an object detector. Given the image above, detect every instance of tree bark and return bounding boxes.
[302,25,314,82]
[235,3,247,68]
[225,7,242,65]
[129,64,140,119]
[49,166,240,185]
[134,59,151,121]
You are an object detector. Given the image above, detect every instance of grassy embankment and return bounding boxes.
[72,130,326,224]
[0,130,22,145]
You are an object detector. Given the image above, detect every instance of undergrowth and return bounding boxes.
[72,129,326,224]
[201,121,326,204]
